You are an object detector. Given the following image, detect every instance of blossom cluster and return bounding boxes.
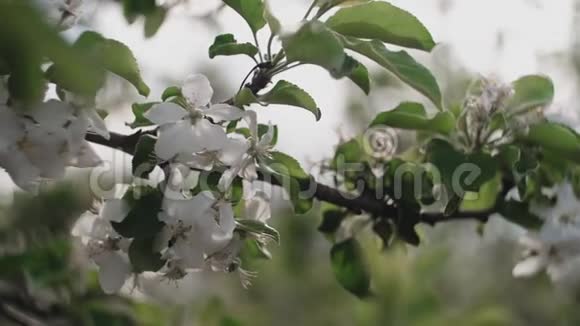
[72,74,278,294]
[458,77,545,149]
[0,80,106,192]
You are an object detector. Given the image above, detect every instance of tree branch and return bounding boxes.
[84,70,505,227]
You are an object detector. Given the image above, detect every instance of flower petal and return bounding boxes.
[101,199,131,223]
[28,100,74,133]
[155,121,203,161]
[94,251,131,294]
[245,191,271,222]
[173,238,205,269]
[70,141,102,168]
[217,201,236,238]
[243,110,259,142]
[0,150,41,193]
[193,119,227,151]
[86,109,110,140]
[205,104,244,122]
[182,74,213,108]
[144,102,188,126]
[513,256,547,278]
[219,138,249,166]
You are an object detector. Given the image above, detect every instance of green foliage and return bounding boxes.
[506,75,554,114]
[48,31,150,97]
[345,56,371,94]
[282,21,355,79]
[0,238,70,286]
[330,238,371,298]
[497,200,543,229]
[326,1,436,51]
[209,34,259,59]
[234,87,259,108]
[128,102,157,128]
[132,134,158,179]
[338,36,442,109]
[161,86,182,102]
[111,187,164,238]
[223,0,267,34]
[144,7,168,38]
[427,139,498,213]
[370,102,455,134]
[261,80,321,120]
[0,1,102,102]
[521,122,580,163]
[318,209,347,235]
[267,151,310,180]
[128,236,166,273]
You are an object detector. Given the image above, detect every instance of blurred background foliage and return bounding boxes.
[2,0,580,325]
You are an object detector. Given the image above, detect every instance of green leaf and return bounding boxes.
[233,87,259,108]
[267,151,310,180]
[345,56,370,94]
[497,200,543,229]
[129,237,166,273]
[144,7,167,38]
[318,209,347,234]
[333,138,364,167]
[522,122,580,163]
[123,0,156,22]
[330,238,371,298]
[236,219,280,243]
[48,32,150,97]
[0,2,103,100]
[460,174,501,212]
[427,139,498,195]
[209,34,259,59]
[370,102,455,134]
[101,36,151,96]
[260,80,321,120]
[111,187,164,238]
[127,102,157,128]
[281,21,348,77]
[339,36,442,109]
[132,134,158,179]
[223,0,267,34]
[161,86,182,101]
[326,1,436,51]
[506,75,554,114]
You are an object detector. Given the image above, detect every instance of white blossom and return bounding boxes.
[156,191,236,269]
[144,74,244,161]
[72,211,132,294]
[0,100,101,192]
[219,110,275,190]
[513,183,580,287]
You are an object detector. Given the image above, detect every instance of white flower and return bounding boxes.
[219,110,275,190]
[0,100,101,191]
[156,191,236,269]
[205,232,257,288]
[242,182,271,223]
[513,183,580,284]
[32,0,84,31]
[176,137,249,171]
[144,74,244,161]
[72,211,132,294]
